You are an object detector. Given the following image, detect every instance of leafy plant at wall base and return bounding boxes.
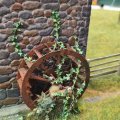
[26,93,55,120]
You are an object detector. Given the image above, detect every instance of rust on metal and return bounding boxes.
[17,42,90,109]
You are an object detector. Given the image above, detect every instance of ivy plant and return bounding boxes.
[11,21,33,62]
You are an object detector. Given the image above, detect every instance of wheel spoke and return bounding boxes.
[18,68,28,79]
[44,68,56,79]
[31,74,50,83]
[26,61,33,68]
[44,43,53,52]
[56,54,62,64]
[67,55,80,66]
[34,49,42,58]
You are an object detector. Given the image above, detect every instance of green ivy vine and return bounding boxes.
[52,56,86,120]
[11,21,32,61]
[25,11,86,120]
[12,10,86,120]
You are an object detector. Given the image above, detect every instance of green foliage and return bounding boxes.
[11,21,33,62]
[51,11,61,40]
[52,56,86,120]
[27,93,55,120]
[72,41,83,55]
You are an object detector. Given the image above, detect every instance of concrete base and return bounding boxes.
[0,104,29,118]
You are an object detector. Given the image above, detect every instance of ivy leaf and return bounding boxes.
[18,52,23,57]
[57,64,62,69]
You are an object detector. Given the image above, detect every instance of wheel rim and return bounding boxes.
[17,42,90,109]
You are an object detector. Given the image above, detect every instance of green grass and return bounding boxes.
[67,75,120,120]
[69,95,120,120]
[89,75,120,92]
[87,10,120,59]
[82,75,120,98]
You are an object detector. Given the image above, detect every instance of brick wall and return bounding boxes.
[0,0,92,107]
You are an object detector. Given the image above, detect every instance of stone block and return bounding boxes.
[0,66,13,75]
[16,0,25,3]
[59,36,68,43]
[69,0,78,6]
[26,18,35,24]
[22,1,41,10]
[60,0,70,3]
[68,36,76,46]
[0,7,10,16]
[10,3,23,12]
[47,19,54,27]
[0,42,6,49]
[0,24,5,29]
[59,11,67,19]
[35,17,47,23]
[10,52,21,60]
[11,60,20,67]
[43,3,59,11]
[41,36,54,43]
[26,44,34,49]
[18,10,32,19]
[23,30,38,37]
[22,37,29,45]
[0,0,15,7]
[62,28,74,37]
[7,88,20,97]
[9,72,17,78]
[82,12,91,17]
[29,36,41,45]
[44,10,52,18]
[28,23,48,30]
[0,81,12,89]
[0,75,10,83]
[3,97,19,105]
[60,4,69,11]
[0,50,9,60]
[0,59,11,66]
[32,9,44,17]
[6,43,15,52]
[39,27,53,36]
[0,89,7,100]
[5,21,14,28]
[0,28,12,35]
[41,0,58,3]
[0,34,7,42]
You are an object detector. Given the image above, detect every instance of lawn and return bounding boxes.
[69,95,120,120]
[87,9,120,59]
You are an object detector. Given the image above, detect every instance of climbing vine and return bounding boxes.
[51,11,61,40]
[52,56,86,120]
[11,22,32,61]
[13,10,86,120]
[25,11,86,120]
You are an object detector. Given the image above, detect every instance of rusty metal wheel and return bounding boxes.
[17,42,90,109]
